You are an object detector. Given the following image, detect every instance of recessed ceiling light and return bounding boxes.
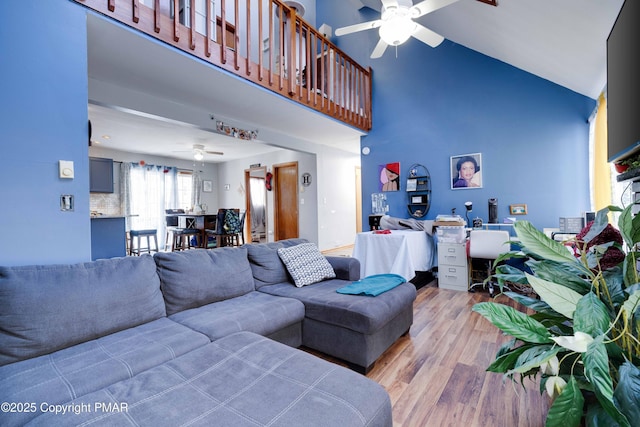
[101,135,111,140]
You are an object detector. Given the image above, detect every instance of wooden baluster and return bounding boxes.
[205,0,211,56]
[298,23,303,99]
[154,0,160,33]
[108,0,115,12]
[220,0,227,64]
[320,41,326,110]
[234,0,239,70]
[132,0,139,23]
[269,2,274,85]
[189,0,196,50]
[173,0,180,41]
[279,5,284,90]
[287,7,296,95]
[258,0,264,81]
[304,29,315,104]
[246,0,251,76]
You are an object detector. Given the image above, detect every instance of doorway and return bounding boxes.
[244,166,267,243]
[274,161,299,240]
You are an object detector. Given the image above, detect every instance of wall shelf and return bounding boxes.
[406,164,431,218]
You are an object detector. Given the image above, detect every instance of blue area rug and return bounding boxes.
[336,274,406,297]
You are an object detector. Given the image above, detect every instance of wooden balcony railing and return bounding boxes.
[74,0,372,132]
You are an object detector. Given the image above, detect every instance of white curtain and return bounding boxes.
[122,162,179,242]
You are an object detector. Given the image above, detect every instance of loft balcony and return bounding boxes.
[75,0,372,132]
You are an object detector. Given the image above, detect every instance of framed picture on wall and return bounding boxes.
[203,180,212,192]
[509,204,528,215]
[450,153,482,190]
[379,162,400,192]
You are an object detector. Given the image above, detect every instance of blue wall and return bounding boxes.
[318,0,596,230]
[0,0,90,265]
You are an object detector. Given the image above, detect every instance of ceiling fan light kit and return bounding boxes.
[335,0,462,58]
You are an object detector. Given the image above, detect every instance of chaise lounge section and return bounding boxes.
[0,239,414,426]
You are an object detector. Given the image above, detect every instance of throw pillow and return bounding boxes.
[277,243,336,287]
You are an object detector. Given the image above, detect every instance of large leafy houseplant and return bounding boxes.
[472,205,640,427]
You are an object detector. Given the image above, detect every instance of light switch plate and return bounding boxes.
[59,160,74,179]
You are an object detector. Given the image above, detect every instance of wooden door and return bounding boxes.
[274,162,299,240]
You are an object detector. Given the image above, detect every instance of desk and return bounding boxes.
[352,230,435,281]
[178,214,217,247]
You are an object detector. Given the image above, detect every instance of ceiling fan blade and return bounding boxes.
[380,0,399,10]
[205,151,224,155]
[370,38,389,59]
[411,23,445,47]
[335,19,383,36]
[411,0,460,18]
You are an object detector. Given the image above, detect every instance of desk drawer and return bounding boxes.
[437,242,467,267]
[438,265,468,291]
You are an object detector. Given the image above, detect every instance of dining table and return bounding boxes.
[176,213,218,247]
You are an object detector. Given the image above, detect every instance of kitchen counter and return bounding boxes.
[90,216,127,260]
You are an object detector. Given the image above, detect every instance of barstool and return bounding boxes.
[129,229,159,255]
[171,228,200,251]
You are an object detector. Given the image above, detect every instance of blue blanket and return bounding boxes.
[336,274,407,297]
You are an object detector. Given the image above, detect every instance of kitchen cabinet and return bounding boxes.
[89,157,114,193]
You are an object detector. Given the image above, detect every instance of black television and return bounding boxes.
[607,0,640,163]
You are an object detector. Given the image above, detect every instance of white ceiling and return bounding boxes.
[87,0,624,162]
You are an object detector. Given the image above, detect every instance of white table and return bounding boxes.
[352,230,435,281]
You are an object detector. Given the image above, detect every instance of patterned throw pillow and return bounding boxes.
[277,243,336,287]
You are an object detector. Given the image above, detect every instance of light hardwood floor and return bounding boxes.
[307,281,550,427]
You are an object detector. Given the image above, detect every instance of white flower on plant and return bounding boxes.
[539,355,560,376]
[551,331,594,353]
[545,376,567,400]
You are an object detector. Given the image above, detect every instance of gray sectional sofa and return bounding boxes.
[0,239,416,426]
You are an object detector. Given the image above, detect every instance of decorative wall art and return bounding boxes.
[379,162,400,192]
[202,180,212,192]
[450,153,483,190]
[509,204,528,215]
[215,120,258,140]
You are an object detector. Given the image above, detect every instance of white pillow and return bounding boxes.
[277,243,336,287]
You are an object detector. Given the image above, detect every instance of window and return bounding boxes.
[176,171,193,210]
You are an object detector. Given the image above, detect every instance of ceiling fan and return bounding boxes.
[173,144,224,161]
[335,0,461,59]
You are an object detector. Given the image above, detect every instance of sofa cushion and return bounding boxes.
[0,317,210,427]
[245,238,308,289]
[277,243,336,287]
[25,332,392,427]
[0,255,165,366]
[259,279,417,335]
[169,291,305,341]
[154,247,255,315]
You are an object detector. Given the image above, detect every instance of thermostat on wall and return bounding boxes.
[59,160,74,179]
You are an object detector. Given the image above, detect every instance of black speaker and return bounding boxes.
[488,198,498,224]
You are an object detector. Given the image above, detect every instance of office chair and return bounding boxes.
[468,229,511,296]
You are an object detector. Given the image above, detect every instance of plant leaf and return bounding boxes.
[618,204,640,249]
[487,345,529,373]
[574,292,611,336]
[472,302,551,344]
[528,260,592,294]
[504,291,555,314]
[622,289,640,318]
[514,221,581,264]
[583,336,630,427]
[545,376,584,427]
[506,345,560,376]
[526,273,583,319]
[614,361,640,424]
